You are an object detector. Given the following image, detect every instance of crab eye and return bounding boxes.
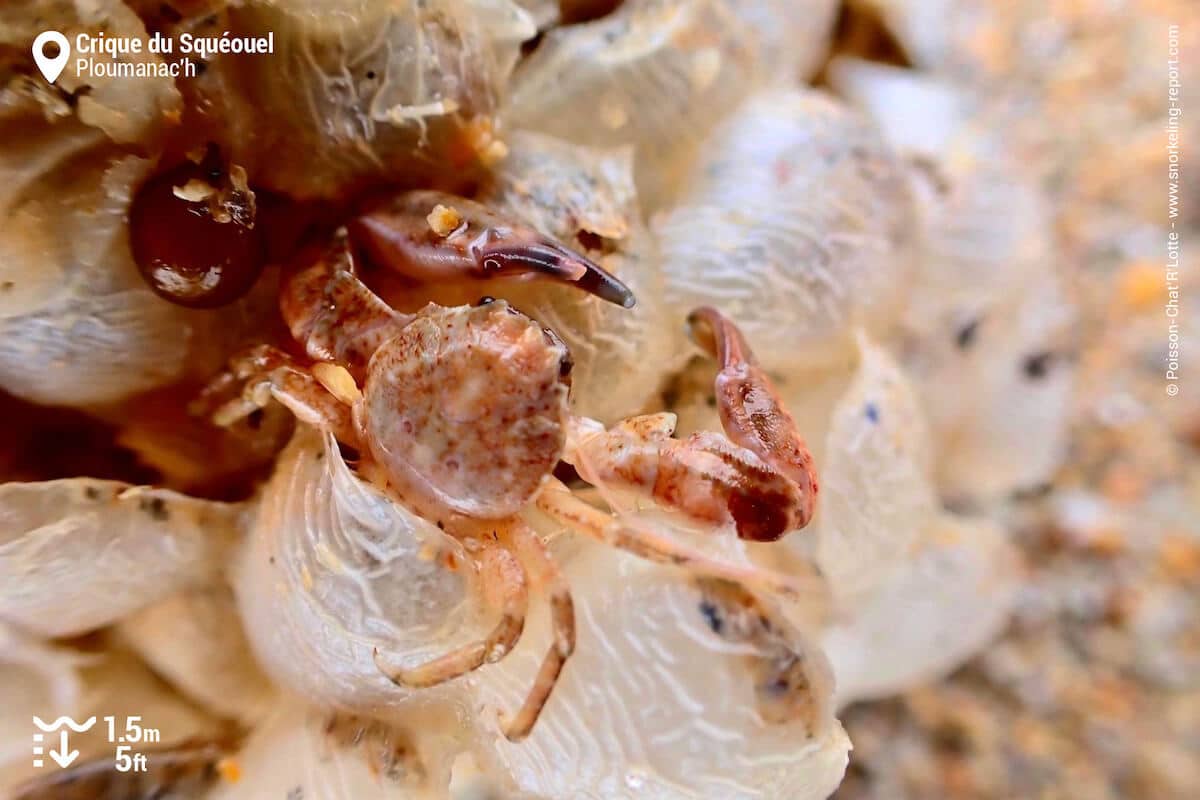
[130,163,266,309]
[541,326,573,381]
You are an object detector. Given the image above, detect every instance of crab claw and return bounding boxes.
[687,306,818,532]
[476,237,635,308]
[349,190,635,308]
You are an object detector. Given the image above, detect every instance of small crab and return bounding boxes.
[199,194,818,740]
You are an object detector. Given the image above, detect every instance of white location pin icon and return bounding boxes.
[32,31,70,84]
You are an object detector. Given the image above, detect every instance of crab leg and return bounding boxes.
[349,190,635,308]
[497,521,576,741]
[374,542,528,688]
[687,306,818,529]
[534,479,822,603]
[196,344,357,443]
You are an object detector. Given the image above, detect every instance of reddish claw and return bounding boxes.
[561,307,818,543]
[687,306,818,531]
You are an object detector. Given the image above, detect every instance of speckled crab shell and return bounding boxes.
[359,300,572,521]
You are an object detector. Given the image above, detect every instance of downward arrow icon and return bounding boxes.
[49,730,78,768]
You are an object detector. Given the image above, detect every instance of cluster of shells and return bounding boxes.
[0,1,1082,798]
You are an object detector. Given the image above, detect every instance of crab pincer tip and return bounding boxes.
[484,240,636,308]
[569,252,637,308]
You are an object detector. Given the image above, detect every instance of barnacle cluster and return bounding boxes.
[1,1,1178,799]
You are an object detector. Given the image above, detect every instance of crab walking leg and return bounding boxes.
[533,480,822,603]
[497,522,577,741]
[374,542,528,688]
[348,190,636,308]
[190,342,290,414]
[201,345,358,443]
[688,306,819,529]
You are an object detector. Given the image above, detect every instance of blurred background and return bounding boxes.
[826,3,1199,798]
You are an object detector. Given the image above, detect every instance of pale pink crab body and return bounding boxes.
[358,301,570,522]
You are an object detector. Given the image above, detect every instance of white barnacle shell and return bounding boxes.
[471,537,850,799]
[805,334,937,609]
[671,331,1016,703]
[232,426,489,789]
[911,267,1076,502]
[822,510,1019,706]
[824,58,969,165]
[724,0,840,81]
[0,121,96,317]
[655,88,917,374]
[827,58,1053,332]
[115,583,277,725]
[771,337,1015,699]
[503,0,762,211]
[0,479,242,638]
[829,60,1077,500]
[208,699,431,800]
[0,123,195,406]
[190,0,535,199]
[481,131,678,422]
[775,337,1017,702]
